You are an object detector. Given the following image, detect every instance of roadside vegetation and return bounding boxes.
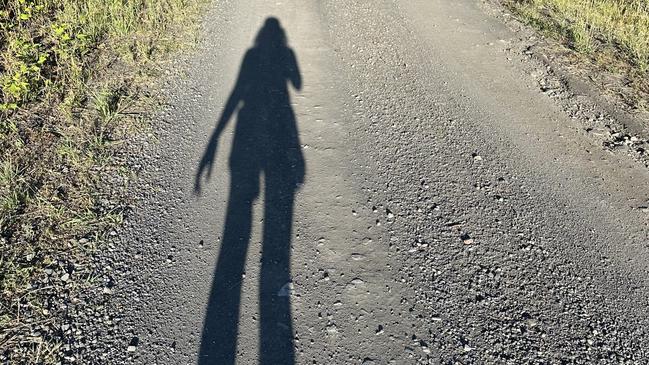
[506,0,649,105]
[0,0,206,362]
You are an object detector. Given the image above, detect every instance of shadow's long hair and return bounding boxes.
[255,17,287,48]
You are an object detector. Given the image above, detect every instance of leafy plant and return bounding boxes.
[0,0,208,362]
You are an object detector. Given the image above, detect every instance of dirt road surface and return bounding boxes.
[89,0,649,364]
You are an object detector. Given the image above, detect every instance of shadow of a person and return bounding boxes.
[194,17,304,365]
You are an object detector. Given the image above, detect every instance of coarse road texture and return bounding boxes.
[108,0,649,364]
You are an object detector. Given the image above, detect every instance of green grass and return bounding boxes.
[507,0,649,98]
[0,0,207,362]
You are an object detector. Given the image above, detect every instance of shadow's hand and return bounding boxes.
[292,148,306,187]
[194,138,219,195]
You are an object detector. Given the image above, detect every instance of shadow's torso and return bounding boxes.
[230,47,304,185]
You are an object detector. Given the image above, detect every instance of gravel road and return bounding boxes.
[90,0,649,364]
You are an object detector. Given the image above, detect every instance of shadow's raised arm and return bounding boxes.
[287,49,301,91]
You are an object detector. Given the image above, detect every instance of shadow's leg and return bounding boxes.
[259,171,296,365]
[199,169,259,365]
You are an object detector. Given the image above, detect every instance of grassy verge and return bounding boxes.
[504,0,649,106]
[0,0,206,362]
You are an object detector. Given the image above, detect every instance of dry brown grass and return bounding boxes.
[506,0,649,105]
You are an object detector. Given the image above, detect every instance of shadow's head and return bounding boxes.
[255,17,287,49]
